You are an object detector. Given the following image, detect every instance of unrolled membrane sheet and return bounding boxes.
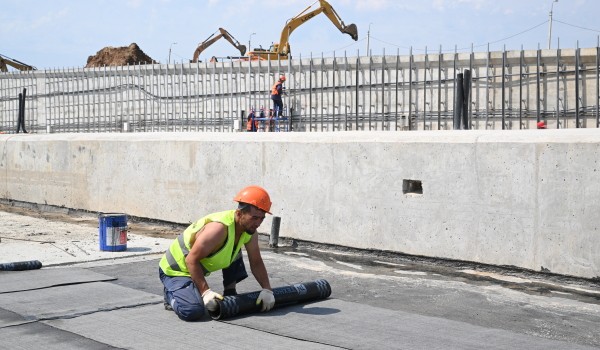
[0,308,31,328]
[0,321,115,350]
[45,303,338,350]
[0,267,116,293]
[0,281,162,323]
[220,299,595,350]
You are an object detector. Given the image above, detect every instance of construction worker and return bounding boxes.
[246,108,258,132]
[159,185,275,321]
[271,75,286,118]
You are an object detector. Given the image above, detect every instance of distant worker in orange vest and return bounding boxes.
[246,108,258,132]
[270,75,286,118]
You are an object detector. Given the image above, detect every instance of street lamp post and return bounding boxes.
[366,23,373,56]
[548,0,558,49]
[168,42,177,64]
[249,33,256,53]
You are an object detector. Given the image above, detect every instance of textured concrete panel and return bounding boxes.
[1,130,599,278]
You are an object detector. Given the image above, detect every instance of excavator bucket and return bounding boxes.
[342,23,358,41]
[237,45,247,56]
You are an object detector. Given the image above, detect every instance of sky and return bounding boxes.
[2,0,600,70]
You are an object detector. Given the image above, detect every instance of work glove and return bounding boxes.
[256,289,275,312]
[202,289,223,312]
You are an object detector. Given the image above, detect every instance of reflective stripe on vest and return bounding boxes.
[162,234,209,275]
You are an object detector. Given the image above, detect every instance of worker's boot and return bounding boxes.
[163,287,173,311]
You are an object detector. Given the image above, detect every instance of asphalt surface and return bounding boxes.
[1,203,599,349]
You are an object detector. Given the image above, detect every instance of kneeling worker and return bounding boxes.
[159,185,275,321]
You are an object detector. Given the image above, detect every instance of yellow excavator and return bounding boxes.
[192,28,247,63]
[247,0,358,61]
[0,53,36,72]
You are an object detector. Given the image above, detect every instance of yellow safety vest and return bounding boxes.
[159,210,253,277]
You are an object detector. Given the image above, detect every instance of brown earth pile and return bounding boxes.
[85,43,157,68]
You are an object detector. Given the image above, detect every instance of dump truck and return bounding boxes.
[246,0,358,61]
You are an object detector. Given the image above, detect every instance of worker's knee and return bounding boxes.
[173,302,206,322]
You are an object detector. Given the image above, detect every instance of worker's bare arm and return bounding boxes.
[245,234,272,290]
[185,222,227,294]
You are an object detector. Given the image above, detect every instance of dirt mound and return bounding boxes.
[85,43,157,68]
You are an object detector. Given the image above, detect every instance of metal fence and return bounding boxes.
[1,46,599,134]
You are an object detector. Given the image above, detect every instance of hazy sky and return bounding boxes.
[2,0,599,69]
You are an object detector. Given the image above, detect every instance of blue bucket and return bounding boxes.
[99,213,128,252]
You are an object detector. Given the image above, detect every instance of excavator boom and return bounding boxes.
[247,0,358,60]
[192,28,247,63]
[0,54,36,73]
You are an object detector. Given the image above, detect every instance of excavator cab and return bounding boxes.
[192,28,247,63]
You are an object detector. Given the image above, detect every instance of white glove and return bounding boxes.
[202,289,223,312]
[256,289,275,312]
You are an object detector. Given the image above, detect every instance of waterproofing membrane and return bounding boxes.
[0,267,116,293]
[0,307,31,328]
[45,303,339,350]
[0,281,162,323]
[221,299,596,350]
[0,321,118,350]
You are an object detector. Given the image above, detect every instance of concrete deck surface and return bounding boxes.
[1,204,599,349]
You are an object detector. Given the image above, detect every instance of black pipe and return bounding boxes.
[208,279,331,320]
[16,92,23,133]
[240,110,245,132]
[0,260,42,271]
[16,88,28,134]
[269,216,281,248]
[453,73,464,130]
[462,69,471,130]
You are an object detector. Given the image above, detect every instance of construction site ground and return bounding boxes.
[1,202,599,349]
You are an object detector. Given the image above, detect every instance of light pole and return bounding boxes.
[366,23,373,56]
[249,33,256,53]
[168,42,177,64]
[547,0,558,49]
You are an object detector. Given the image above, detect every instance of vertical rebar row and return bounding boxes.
[597,40,600,128]
[408,47,413,131]
[519,48,523,129]
[556,45,561,128]
[575,45,580,128]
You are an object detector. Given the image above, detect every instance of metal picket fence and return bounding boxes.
[1,46,599,134]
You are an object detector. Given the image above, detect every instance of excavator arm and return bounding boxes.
[192,28,247,63]
[0,54,36,73]
[278,0,358,56]
[248,0,358,60]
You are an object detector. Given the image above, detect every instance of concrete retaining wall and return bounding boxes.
[1,130,599,279]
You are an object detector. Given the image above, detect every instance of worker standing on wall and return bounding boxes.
[159,185,275,321]
[271,75,286,118]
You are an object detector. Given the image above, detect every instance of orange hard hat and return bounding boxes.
[233,185,272,214]
[537,121,546,129]
[279,75,286,82]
